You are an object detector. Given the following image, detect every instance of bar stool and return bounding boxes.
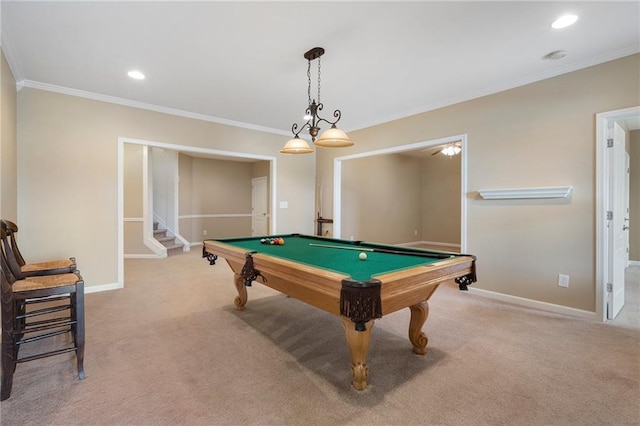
[0,228,85,401]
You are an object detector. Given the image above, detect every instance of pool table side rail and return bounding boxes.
[376,257,474,314]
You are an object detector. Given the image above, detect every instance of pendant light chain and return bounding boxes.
[307,56,322,105]
[317,55,321,104]
[307,59,312,106]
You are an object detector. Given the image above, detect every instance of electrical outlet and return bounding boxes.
[558,274,569,288]
[414,230,418,236]
[203,230,207,236]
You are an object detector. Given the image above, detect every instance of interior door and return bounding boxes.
[608,122,627,319]
[251,177,268,236]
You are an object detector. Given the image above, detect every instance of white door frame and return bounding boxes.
[595,106,640,321]
[333,134,467,251]
[624,152,630,269]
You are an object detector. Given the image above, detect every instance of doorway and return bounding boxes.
[596,106,640,321]
[117,137,277,287]
[332,134,467,251]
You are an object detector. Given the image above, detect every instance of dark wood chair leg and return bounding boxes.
[1,287,15,401]
[1,342,14,401]
[74,282,85,380]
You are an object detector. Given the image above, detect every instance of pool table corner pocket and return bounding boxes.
[339,278,382,332]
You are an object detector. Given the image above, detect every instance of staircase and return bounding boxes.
[153,223,184,256]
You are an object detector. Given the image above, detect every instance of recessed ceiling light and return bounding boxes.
[543,50,568,60]
[128,70,145,80]
[551,14,578,29]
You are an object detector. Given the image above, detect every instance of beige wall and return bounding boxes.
[337,151,461,246]
[630,130,640,261]
[341,153,422,243]
[17,88,315,288]
[421,153,461,245]
[123,143,151,255]
[251,160,270,179]
[179,155,255,241]
[317,54,640,312]
[1,49,17,221]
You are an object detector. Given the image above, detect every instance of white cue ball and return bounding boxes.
[359,252,367,260]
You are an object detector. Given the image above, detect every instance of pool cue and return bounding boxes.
[310,243,374,252]
[309,243,455,259]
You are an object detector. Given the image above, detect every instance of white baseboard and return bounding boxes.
[467,287,597,320]
[630,260,640,267]
[124,253,166,259]
[422,240,461,249]
[190,241,204,247]
[400,240,461,249]
[85,282,122,294]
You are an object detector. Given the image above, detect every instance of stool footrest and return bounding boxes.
[25,295,70,305]
[16,347,76,364]
[17,304,71,320]
[21,316,74,331]
[16,327,73,344]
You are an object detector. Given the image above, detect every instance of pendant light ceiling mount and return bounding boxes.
[304,47,325,61]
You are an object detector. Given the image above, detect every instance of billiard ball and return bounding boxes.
[359,252,367,260]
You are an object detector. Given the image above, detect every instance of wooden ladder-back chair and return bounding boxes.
[0,220,80,354]
[0,220,76,278]
[0,228,85,401]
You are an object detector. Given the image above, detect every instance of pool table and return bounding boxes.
[203,233,476,390]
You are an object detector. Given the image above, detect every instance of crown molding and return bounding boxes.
[18,79,291,137]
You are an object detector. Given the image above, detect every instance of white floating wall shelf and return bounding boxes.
[478,186,573,200]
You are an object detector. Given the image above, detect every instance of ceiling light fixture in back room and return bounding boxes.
[440,144,461,156]
[280,47,353,154]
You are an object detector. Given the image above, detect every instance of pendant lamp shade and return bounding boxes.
[280,136,314,154]
[314,125,354,148]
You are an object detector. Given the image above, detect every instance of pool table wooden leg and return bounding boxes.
[408,301,429,355]
[233,273,248,310]
[341,317,373,391]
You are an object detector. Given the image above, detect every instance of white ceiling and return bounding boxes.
[2,1,639,137]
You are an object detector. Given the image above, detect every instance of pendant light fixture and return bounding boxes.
[280,47,353,154]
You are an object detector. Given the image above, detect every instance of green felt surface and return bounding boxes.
[214,234,449,282]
